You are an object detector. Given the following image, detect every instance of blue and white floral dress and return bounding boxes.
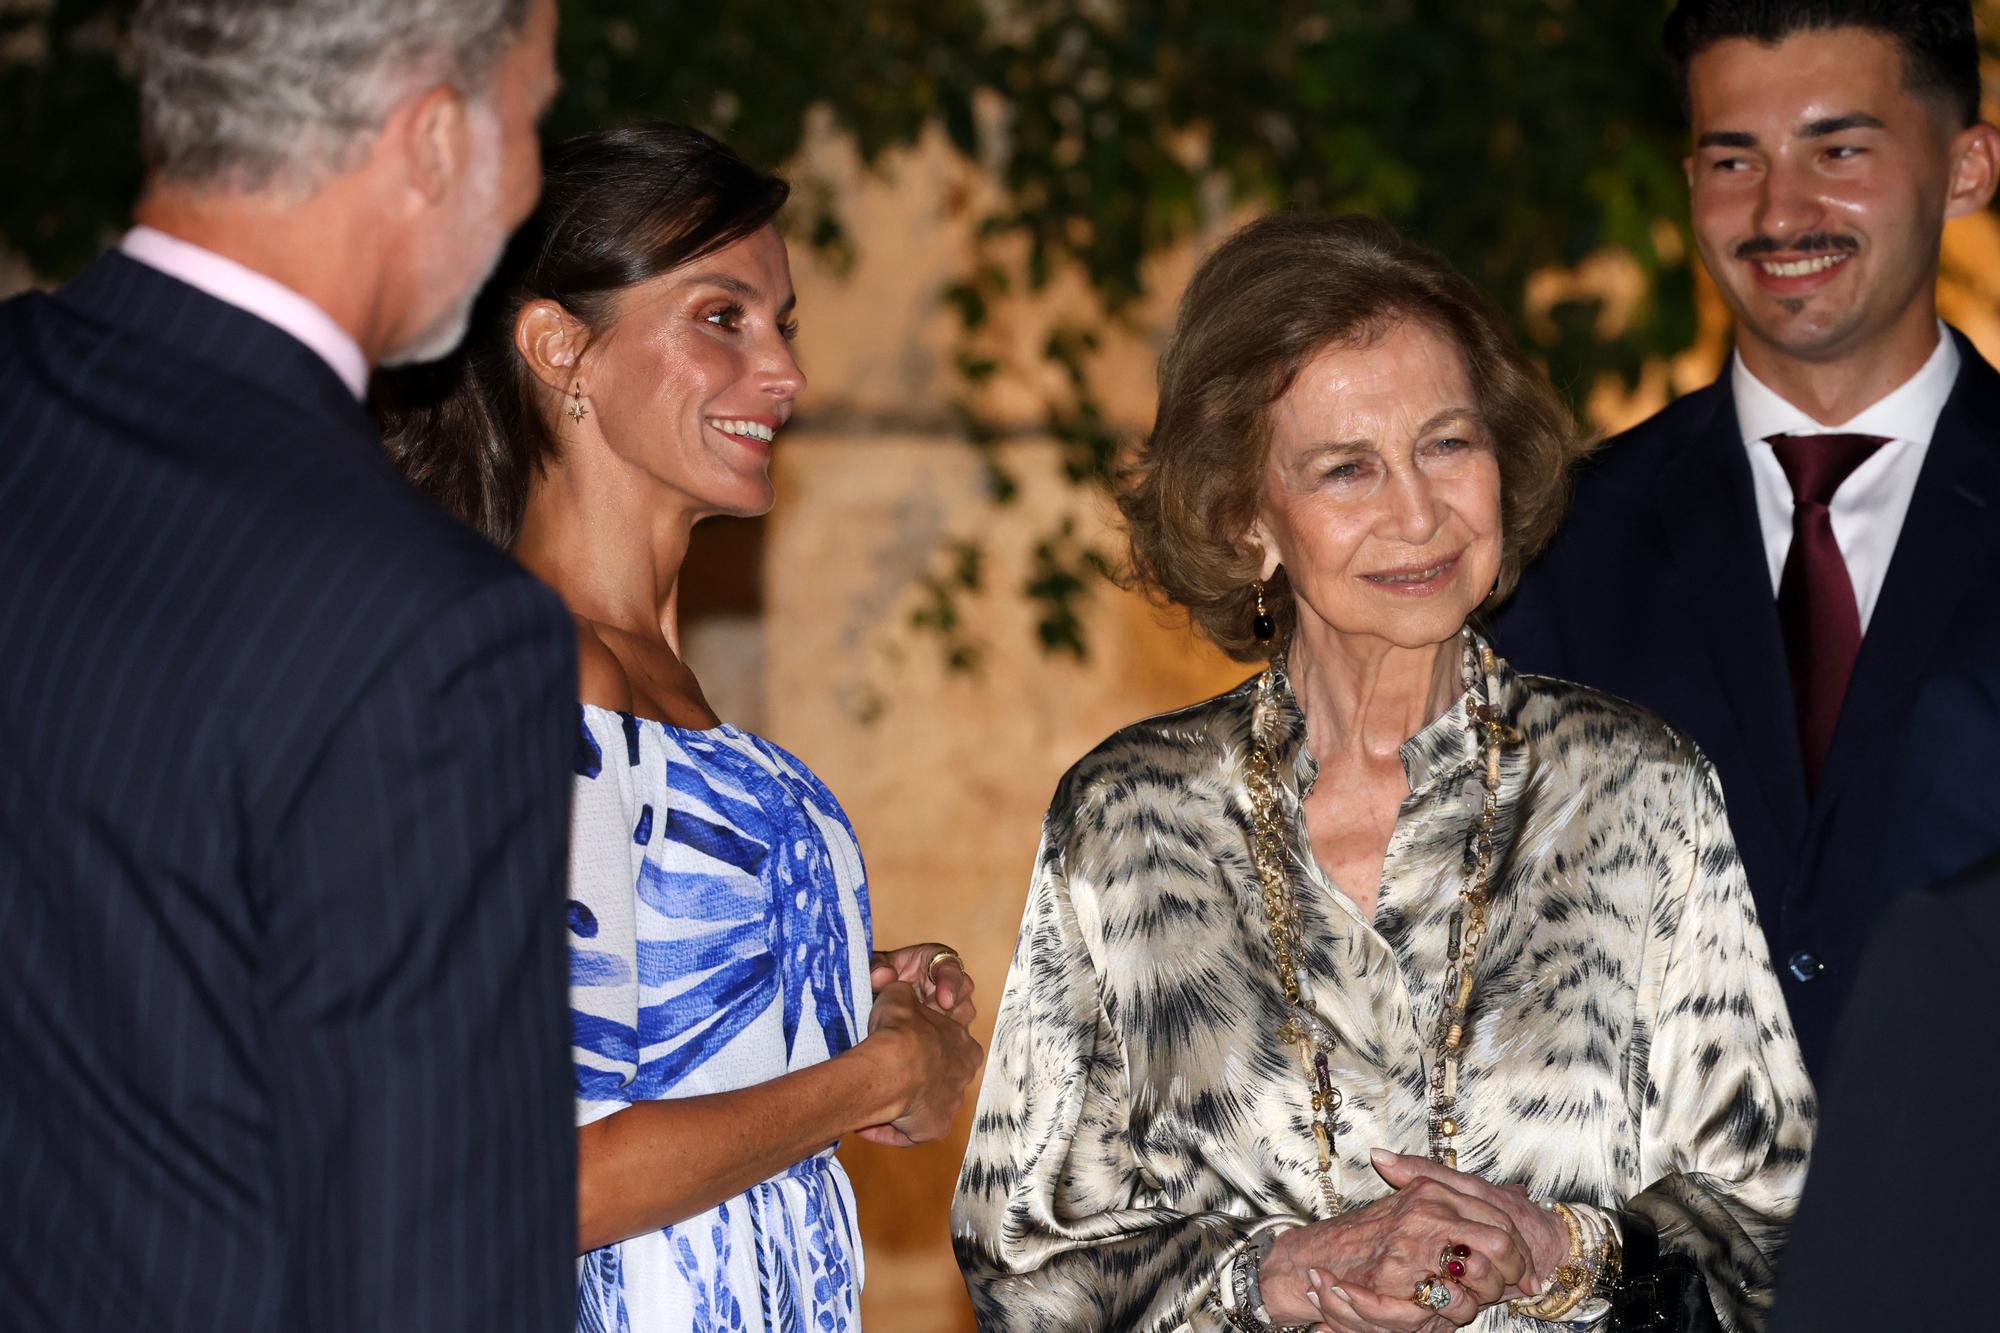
[569,706,872,1332]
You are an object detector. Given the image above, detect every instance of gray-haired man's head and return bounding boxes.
[135,0,531,194]
[132,0,560,367]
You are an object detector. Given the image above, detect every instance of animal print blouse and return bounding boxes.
[953,637,1814,1332]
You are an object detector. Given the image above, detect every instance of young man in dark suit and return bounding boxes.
[0,1,575,1327]
[1495,0,2000,1078]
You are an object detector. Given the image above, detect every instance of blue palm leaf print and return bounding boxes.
[568,710,868,1330]
[576,1245,630,1333]
[571,948,631,987]
[635,863,763,923]
[664,806,768,877]
[757,1200,807,1333]
[630,959,770,1097]
[575,716,604,778]
[572,1009,639,1075]
[679,736,866,1063]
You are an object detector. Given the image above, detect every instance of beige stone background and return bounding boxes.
[673,116,2000,1332]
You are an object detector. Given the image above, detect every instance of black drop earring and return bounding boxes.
[1252,582,1274,643]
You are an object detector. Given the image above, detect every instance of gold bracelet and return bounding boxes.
[1507,1201,1593,1322]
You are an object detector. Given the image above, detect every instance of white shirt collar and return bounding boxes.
[1732,319,1959,446]
[119,226,370,399]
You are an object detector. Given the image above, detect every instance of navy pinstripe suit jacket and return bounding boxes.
[0,252,579,1330]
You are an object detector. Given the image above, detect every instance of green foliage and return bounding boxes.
[1027,516,1116,660]
[2,1,141,280]
[907,537,985,673]
[5,0,1705,663]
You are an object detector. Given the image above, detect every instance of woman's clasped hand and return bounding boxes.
[856,946,983,1147]
[1259,1150,1569,1331]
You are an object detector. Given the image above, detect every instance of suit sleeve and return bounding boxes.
[951,810,1304,1332]
[1769,864,1993,1332]
[1625,755,1817,1333]
[258,573,578,1332]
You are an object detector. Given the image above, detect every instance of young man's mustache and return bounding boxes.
[1734,232,1862,260]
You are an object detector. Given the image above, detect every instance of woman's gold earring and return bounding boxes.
[566,382,588,424]
[1252,581,1275,643]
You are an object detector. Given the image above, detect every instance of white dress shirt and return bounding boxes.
[119,226,369,399]
[1732,322,1957,633]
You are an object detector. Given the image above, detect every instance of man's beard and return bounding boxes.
[379,235,505,367]
[380,111,508,368]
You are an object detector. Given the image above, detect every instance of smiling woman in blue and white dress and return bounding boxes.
[378,122,984,1332]
[952,214,1815,1333]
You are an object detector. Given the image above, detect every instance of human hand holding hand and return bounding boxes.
[1254,1152,1536,1329]
[853,980,983,1147]
[1298,1265,1444,1333]
[1368,1150,1569,1298]
[870,942,976,1024]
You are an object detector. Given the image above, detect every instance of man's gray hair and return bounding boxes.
[135,0,533,193]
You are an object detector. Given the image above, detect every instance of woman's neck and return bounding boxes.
[512,455,698,653]
[1287,621,1464,770]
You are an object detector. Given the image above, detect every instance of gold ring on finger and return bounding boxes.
[1439,1242,1470,1281]
[1414,1276,1453,1311]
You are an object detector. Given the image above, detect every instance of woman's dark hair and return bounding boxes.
[1664,0,1981,128]
[1118,212,1585,662]
[375,122,790,544]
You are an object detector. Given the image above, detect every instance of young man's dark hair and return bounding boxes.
[1665,0,1982,127]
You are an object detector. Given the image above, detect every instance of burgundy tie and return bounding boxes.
[1766,432,1890,793]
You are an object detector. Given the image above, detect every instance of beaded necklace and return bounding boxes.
[1247,638,1510,1210]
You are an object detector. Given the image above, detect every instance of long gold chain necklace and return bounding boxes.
[1247,639,1509,1211]
[1246,692,1347,1215]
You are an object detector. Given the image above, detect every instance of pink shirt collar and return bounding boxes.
[119,226,370,399]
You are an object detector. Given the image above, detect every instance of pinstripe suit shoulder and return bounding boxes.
[0,253,580,1331]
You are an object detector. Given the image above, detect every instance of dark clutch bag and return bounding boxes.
[1609,1213,1724,1333]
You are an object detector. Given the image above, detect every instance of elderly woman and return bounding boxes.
[952,213,1813,1333]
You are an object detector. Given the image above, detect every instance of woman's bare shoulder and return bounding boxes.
[574,618,636,713]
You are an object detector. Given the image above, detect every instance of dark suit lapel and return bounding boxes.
[1656,376,1812,846]
[1813,336,2000,823]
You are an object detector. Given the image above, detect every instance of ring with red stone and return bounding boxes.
[1438,1243,1471,1280]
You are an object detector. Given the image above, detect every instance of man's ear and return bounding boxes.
[390,83,471,210]
[1944,121,2000,220]
[515,299,590,395]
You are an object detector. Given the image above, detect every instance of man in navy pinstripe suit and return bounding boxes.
[0,1,576,1327]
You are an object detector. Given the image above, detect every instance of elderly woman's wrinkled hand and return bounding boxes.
[1369,1150,1571,1299]
[1255,1169,1534,1328]
[1303,1268,1452,1333]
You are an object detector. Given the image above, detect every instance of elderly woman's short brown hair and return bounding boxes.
[1119,212,1587,661]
